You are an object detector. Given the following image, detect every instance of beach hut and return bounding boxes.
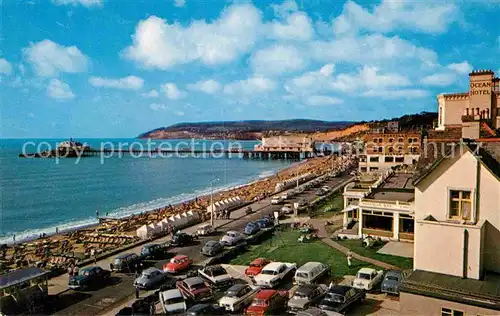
[215,201,225,211]
[136,224,153,240]
[158,219,170,232]
[182,211,198,226]
[148,223,162,236]
[174,214,187,227]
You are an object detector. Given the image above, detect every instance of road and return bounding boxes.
[50,175,352,315]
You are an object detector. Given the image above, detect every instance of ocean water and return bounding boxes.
[0,138,291,243]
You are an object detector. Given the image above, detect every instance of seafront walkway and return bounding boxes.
[309,218,399,270]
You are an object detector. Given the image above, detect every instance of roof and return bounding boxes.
[116,253,135,259]
[160,289,182,299]
[263,262,284,271]
[401,270,500,311]
[297,262,323,272]
[251,258,269,265]
[0,267,49,290]
[358,267,376,274]
[142,267,160,274]
[379,173,414,189]
[385,270,403,278]
[295,284,318,296]
[328,285,351,296]
[255,289,277,300]
[184,277,204,287]
[173,255,188,260]
[368,191,414,202]
[227,283,247,292]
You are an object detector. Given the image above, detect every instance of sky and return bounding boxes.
[1,0,499,138]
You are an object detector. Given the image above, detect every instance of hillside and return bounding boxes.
[138,120,354,139]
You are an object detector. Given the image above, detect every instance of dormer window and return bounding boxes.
[448,190,472,221]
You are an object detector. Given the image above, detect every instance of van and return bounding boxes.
[294,262,330,285]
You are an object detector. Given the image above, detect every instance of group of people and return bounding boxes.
[67,263,80,277]
[215,209,231,220]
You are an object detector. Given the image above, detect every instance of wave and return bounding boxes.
[0,167,281,246]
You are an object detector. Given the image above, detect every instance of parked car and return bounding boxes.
[381,270,407,295]
[186,304,225,316]
[245,258,271,278]
[245,289,288,316]
[244,222,261,235]
[220,230,246,246]
[134,267,169,290]
[318,285,365,314]
[315,189,326,196]
[254,262,297,288]
[321,186,330,193]
[200,240,224,257]
[270,196,283,205]
[176,277,213,302]
[68,266,111,290]
[352,268,384,291]
[141,244,167,260]
[287,284,329,313]
[218,284,260,312]
[255,218,273,229]
[198,265,233,289]
[281,204,293,215]
[170,232,195,247]
[110,253,143,273]
[163,255,193,274]
[281,192,289,200]
[296,307,333,316]
[196,224,214,237]
[159,289,187,314]
[294,262,330,285]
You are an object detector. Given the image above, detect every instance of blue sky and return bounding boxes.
[1,0,499,138]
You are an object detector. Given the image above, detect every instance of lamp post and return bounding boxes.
[210,178,219,227]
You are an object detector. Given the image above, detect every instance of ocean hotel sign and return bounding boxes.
[470,81,492,95]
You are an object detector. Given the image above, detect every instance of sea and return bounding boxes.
[0,138,292,244]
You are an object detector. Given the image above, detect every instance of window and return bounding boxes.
[408,138,412,143]
[398,137,404,143]
[441,307,464,316]
[385,156,394,162]
[370,157,379,162]
[378,146,383,153]
[388,138,394,143]
[388,147,394,153]
[449,190,472,220]
[395,157,404,163]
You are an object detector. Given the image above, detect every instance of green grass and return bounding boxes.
[336,239,413,270]
[309,192,344,219]
[230,230,376,278]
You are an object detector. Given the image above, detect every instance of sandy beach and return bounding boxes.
[0,155,354,275]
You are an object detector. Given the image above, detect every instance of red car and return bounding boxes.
[163,255,193,274]
[245,258,271,278]
[176,276,213,302]
[245,289,288,316]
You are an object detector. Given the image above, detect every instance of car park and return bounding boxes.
[218,284,260,312]
[244,222,261,235]
[170,232,195,247]
[198,265,233,289]
[245,289,288,316]
[254,261,297,288]
[196,224,214,236]
[110,253,143,273]
[200,240,224,257]
[318,285,365,314]
[163,255,193,274]
[381,270,406,295]
[245,258,271,278]
[140,244,167,260]
[220,230,246,246]
[176,277,213,302]
[294,262,330,285]
[134,267,169,290]
[68,266,111,290]
[352,267,384,291]
[287,284,329,313]
[186,303,225,316]
[159,289,187,314]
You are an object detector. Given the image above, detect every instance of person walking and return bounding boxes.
[347,249,353,267]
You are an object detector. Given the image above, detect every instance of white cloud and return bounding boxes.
[311,34,437,65]
[0,58,12,75]
[162,83,185,100]
[174,110,185,116]
[187,79,221,94]
[23,40,89,76]
[285,64,335,94]
[331,66,411,93]
[420,73,457,86]
[447,61,473,74]
[363,89,429,99]
[149,103,166,111]
[52,0,102,7]
[305,95,343,106]
[271,0,298,18]
[251,45,307,76]
[123,4,261,69]
[268,12,314,41]
[47,79,74,100]
[141,89,159,98]
[174,0,185,7]
[89,76,144,90]
[224,76,276,95]
[333,0,458,35]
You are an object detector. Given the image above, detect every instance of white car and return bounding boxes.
[198,265,233,289]
[218,283,260,312]
[352,267,384,290]
[271,196,283,205]
[254,261,297,288]
[159,289,187,314]
[220,230,246,246]
[281,192,289,200]
[197,224,214,236]
[281,204,293,215]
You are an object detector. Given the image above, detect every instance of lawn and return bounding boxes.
[309,191,344,219]
[230,230,377,278]
[336,239,414,270]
